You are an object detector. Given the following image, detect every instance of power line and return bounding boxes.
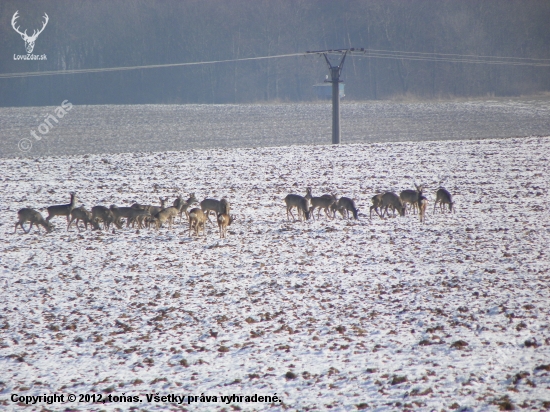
[316,48,550,66]
[0,53,305,79]
[1,48,549,79]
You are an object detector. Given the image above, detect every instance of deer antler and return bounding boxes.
[28,13,49,41]
[11,11,27,38]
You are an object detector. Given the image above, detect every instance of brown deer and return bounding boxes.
[381,192,405,218]
[284,194,310,221]
[67,206,100,231]
[151,206,179,230]
[400,184,423,215]
[334,197,359,219]
[369,194,384,219]
[131,197,168,216]
[173,193,199,222]
[91,206,121,230]
[217,213,234,238]
[188,208,207,236]
[200,198,230,223]
[14,208,53,234]
[46,192,77,223]
[434,188,454,213]
[305,190,338,220]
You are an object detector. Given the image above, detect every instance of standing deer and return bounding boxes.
[188,208,207,236]
[305,189,337,220]
[151,206,179,230]
[11,11,49,54]
[67,206,100,231]
[131,197,168,217]
[14,208,53,234]
[126,209,151,229]
[173,193,199,222]
[284,194,310,221]
[369,194,384,219]
[400,184,423,215]
[91,206,121,230]
[334,197,359,219]
[434,188,454,213]
[380,192,405,218]
[46,192,77,223]
[200,198,230,224]
[217,213,233,238]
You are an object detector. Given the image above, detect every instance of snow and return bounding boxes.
[0,136,549,411]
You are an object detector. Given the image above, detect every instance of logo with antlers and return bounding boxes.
[11,11,49,54]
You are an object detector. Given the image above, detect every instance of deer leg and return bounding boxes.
[288,207,296,221]
[205,211,213,224]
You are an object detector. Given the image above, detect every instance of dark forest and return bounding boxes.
[1,0,549,106]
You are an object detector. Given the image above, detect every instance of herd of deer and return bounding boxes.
[13,184,454,237]
[13,193,234,238]
[285,185,454,224]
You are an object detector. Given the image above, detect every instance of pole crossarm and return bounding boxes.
[323,52,347,81]
[306,48,365,54]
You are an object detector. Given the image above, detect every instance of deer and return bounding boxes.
[113,205,163,229]
[46,192,77,223]
[11,11,49,54]
[217,213,234,238]
[284,194,310,221]
[369,194,384,219]
[131,197,168,216]
[151,206,179,230]
[305,189,338,220]
[126,209,152,229]
[380,192,406,218]
[418,194,428,223]
[200,198,230,223]
[188,208,207,236]
[14,208,53,234]
[333,197,359,219]
[434,188,454,213]
[91,206,121,231]
[67,206,100,231]
[173,193,199,222]
[400,184,423,215]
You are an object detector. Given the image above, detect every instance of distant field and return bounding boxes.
[1,96,549,158]
[1,137,549,411]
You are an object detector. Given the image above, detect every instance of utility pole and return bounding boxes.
[308,49,361,144]
[323,51,347,144]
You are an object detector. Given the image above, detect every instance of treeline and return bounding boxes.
[1,0,549,106]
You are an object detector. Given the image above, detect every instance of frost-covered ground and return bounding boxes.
[0,136,549,411]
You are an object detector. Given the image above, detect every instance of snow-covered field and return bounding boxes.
[1,136,549,411]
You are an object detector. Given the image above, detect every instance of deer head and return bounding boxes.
[12,11,49,54]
